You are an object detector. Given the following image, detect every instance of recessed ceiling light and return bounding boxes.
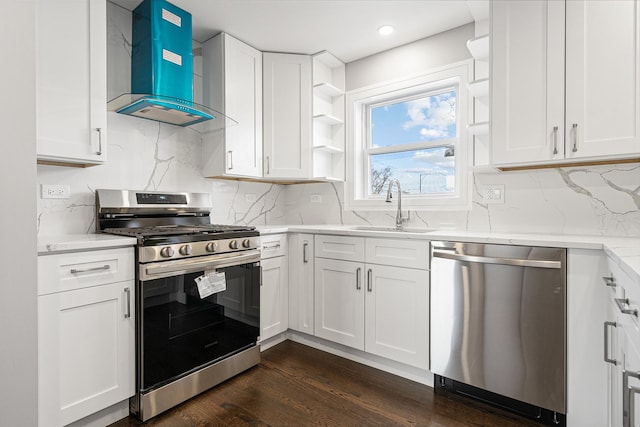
[378,25,394,36]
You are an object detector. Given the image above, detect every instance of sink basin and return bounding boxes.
[350,226,433,233]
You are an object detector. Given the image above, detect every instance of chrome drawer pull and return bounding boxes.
[70,265,110,274]
[124,287,131,319]
[367,269,372,292]
[572,123,578,152]
[623,371,640,427]
[615,298,638,317]
[303,242,308,263]
[96,127,103,155]
[262,243,281,250]
[604,321,617,365]
[552,126,558,155]
[356,267,362,290]
[603,275,617,287]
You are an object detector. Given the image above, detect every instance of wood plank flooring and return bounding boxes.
[110,341,542,426]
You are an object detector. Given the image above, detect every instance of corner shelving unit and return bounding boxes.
[467,33,490,166]
[312,51,345,182]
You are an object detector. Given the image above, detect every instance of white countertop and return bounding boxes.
[256,225,640,282]
[38,234,137,254]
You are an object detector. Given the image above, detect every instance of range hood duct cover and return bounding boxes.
[108,0,233,129]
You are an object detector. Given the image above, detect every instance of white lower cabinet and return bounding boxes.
[605,253,640,427]
[260,234,288,341]
[313,235,430,370]
[38,247,135,427]
[288,233,314,335]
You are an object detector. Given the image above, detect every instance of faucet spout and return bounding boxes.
[385,179,409,230]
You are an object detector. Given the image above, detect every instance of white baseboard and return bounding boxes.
[261,330,434,387]
[67,400,130,427]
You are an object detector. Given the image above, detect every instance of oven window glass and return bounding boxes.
[141,262,260,391]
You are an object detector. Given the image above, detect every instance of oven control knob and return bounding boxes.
[229,240,239,250]
[242,239,251,248]
[179,245,192,256]
[160,247,175,258]
[206,242,218,253]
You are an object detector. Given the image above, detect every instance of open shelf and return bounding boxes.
[314,82,344,98]
[313,114,344,126]
[468,78,489,100]
[466,35,489,61]
[313,144,344,154]
[468,121,490,136]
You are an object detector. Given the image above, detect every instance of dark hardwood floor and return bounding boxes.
[110,341,542,427]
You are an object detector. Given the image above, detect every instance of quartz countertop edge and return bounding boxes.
[255,225,640,282]
[38,234,138,254]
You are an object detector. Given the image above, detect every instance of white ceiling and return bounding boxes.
[110,0,487,63]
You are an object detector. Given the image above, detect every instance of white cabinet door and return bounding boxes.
[263,52,312,179]
[260,256,288,341]
[202,33,263,178]
[36,0,107,166]
[288,234,315,335]
[364,264,429,369]
[38,282,134,427]
[314,257,365,349]
[565,0,640,160]
[491,0,565,165]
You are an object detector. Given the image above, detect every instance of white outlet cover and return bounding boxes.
[41,184,70,199]
[483,184,505,204]
[245,193,257,203]
[310,194,322,203]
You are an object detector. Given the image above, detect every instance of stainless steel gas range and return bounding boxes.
[96,189,261,421]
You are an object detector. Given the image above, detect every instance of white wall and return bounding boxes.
[0,1,38,425]
[346,23,475,91]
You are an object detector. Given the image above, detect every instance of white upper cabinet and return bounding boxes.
[491,0,640,167]
[565,1,640,159]
[36,0,107,166]
[202,33,263,178]
[263,52,312,179]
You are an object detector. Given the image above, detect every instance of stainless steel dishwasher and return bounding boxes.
[430,241,566,425]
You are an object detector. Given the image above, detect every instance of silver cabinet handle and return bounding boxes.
[303,242,308,263]
[432,251,561,269]
[262,243,281,250]
[70,264,110,274]
[572,123,578,152]
[227,150,233,170]
[552,126,558,155]
[616,298,638,317]
[624,371,640,427]
[265,156,270,175]
[367,269,372,292]
[603,275,617,287]
[96,127,103,155]
[124,287,131,319]
[356,267,361,290]
[604,321,617,365]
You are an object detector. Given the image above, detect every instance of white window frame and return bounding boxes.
[345,61,473,211]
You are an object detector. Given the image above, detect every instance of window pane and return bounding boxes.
[370,90,456,148]
[370,147,455,195]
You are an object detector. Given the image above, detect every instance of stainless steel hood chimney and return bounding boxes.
[107,0,234,129]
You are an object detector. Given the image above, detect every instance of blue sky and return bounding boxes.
[370,91,457,194]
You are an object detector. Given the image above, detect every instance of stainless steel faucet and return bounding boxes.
[385,179,409,230]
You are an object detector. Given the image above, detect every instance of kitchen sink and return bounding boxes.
[350,226,434,233]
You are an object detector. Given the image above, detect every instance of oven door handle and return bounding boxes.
[141,250,261,281]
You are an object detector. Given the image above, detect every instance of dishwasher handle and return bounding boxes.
[432,250,562,269]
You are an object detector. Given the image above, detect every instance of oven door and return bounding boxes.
[138,250,260,392]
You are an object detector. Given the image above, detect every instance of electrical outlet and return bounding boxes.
[245,193,256,203]
[310,194,322,203]
[483,184,505,204]
[41,184,70,199]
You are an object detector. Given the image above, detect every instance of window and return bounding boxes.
[345,62,472,210]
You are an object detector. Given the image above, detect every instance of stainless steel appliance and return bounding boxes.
[430,241,566,425]
[96,189,261,421]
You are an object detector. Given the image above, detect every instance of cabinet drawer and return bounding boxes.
[315,235,364,262]
[365,238,429,270]
[260,234,287,259]
[38,247,135,296]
